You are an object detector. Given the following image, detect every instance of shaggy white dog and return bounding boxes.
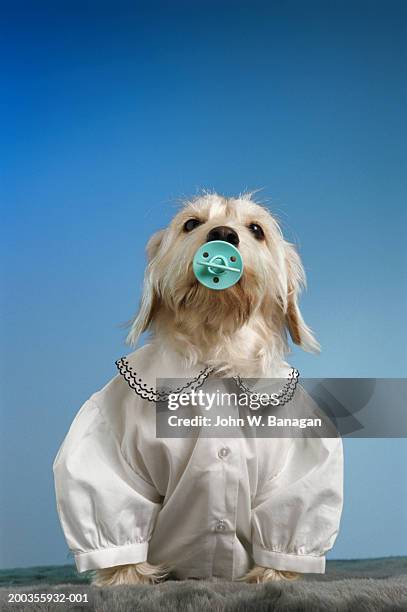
[54,192,342,587]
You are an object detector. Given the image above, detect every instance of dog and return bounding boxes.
[54,192,343,587]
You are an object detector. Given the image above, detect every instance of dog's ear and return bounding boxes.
[284,242,320,353]
[126,230,165,346]
[146,229,165,261]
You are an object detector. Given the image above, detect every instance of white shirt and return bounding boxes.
[53,344,343,579]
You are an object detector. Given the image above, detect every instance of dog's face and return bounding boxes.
[128,193,318,353]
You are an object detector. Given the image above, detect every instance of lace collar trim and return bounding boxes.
[116,356,299,404]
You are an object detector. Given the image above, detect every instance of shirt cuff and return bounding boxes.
[74,542,149,572]
[253,544,326,574]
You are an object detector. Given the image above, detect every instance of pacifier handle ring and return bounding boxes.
[197,260,241,274]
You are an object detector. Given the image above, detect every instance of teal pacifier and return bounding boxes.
[193,240,244,290]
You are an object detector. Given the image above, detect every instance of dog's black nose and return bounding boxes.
[206,226,239,246]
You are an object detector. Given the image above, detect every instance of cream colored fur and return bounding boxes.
[93,192,317,586]
[242,566,300,583]
[93,562,169,586]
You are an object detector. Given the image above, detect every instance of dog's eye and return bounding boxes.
[248,223,265,240]
[183,219,202,232]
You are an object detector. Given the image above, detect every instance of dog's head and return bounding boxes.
[127,193,319,355]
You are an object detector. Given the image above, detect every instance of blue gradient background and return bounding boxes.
[1,1,406,569]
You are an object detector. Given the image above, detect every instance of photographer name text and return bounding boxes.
[167,414,322,429]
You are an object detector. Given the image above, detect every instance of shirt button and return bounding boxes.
[218,447,230,459]
[215,520,227,532]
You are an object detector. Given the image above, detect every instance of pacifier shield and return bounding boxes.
[192,240,244,290]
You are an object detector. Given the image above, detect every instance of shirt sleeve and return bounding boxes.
[251,436,343,574]
[53,398,162,572]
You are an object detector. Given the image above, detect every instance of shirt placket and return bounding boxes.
[210,433,242,579]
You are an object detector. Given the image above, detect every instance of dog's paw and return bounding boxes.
[241,565,300,584]
[92,562,169,586]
